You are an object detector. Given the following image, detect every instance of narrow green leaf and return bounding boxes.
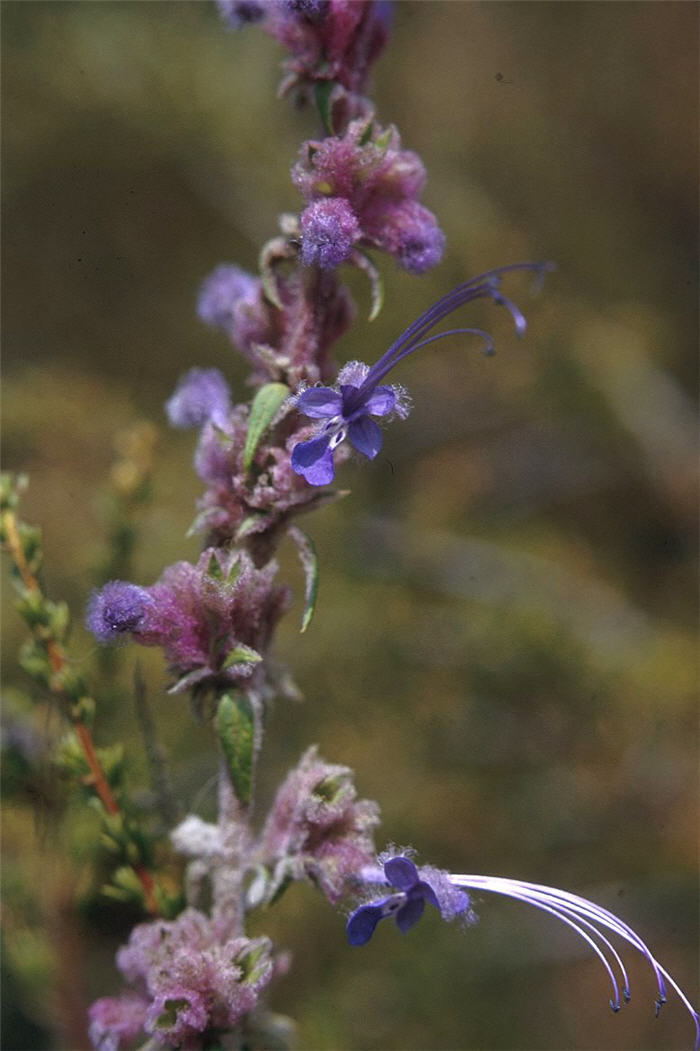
[314,80,336,135]
[207,550,223,579]
[244,383,290,472]
[216,691,255,806]
[235,513,267,541]
[288,526,319,633]
[351,250,384,321]
[259,237,291,309]
[358,118,374,146]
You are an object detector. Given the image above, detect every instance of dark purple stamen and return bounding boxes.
[343,261,552,416]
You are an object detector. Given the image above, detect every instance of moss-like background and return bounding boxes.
[2,3,697,1049]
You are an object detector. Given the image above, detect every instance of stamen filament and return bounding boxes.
[345,262,552,412]
[450,873,700,1049]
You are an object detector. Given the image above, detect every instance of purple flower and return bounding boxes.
[85,581,152,643]
[165,367,232,429]
[350,853,700,1049]
[300,197,359,269]
[291,262,552,485]
[347,854,470,946]
[291,359,409,485]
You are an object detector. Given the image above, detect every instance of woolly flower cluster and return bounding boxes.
[86,546,289,694]
[253,746,380,904]
[88,910,274,1049]
[294,116,445,273]
[217,0,391,95]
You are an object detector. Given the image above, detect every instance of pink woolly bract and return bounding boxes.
[102,909,274,1048]
[258,745,380,903]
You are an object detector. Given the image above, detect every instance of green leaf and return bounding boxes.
[288,527,318,633]
[216,691,255,806]
[236,937,272,985]
[18,638,51,686]
[221,644,262,669]
[206,550,223,579]
[374,127,393,153]
[0,472,27,513]
[314,80,336,135]
[244,383,290,472]
[259,236,294,310]
[358,118,375,147]
[235,513,268,540]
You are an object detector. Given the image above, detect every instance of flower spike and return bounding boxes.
[291,261,554,485]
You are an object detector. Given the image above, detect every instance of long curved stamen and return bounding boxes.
[400,327,498,358]
[451,874,700,1049]
[344,262,552,414]
[485,878,669,1001]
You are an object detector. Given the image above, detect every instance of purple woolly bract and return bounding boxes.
[88,994,148,1051]
[85,549,290,694]
[197,263,272,364]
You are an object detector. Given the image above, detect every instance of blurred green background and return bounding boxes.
[2,2,698,1049]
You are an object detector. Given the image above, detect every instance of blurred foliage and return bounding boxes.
[2,2,697,1050]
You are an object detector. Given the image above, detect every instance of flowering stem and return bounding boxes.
[212,754,252,937]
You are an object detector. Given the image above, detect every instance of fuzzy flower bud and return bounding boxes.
[260,0,391,95]
[368,199,446,274]
[300,197,359,268]
[165,367,232,429]
[217,0,268,29]
[197,264,271,356]
[85,581,152,644]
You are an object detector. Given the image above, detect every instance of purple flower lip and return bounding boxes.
[291,261,554,485]
[347,856,442,946]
